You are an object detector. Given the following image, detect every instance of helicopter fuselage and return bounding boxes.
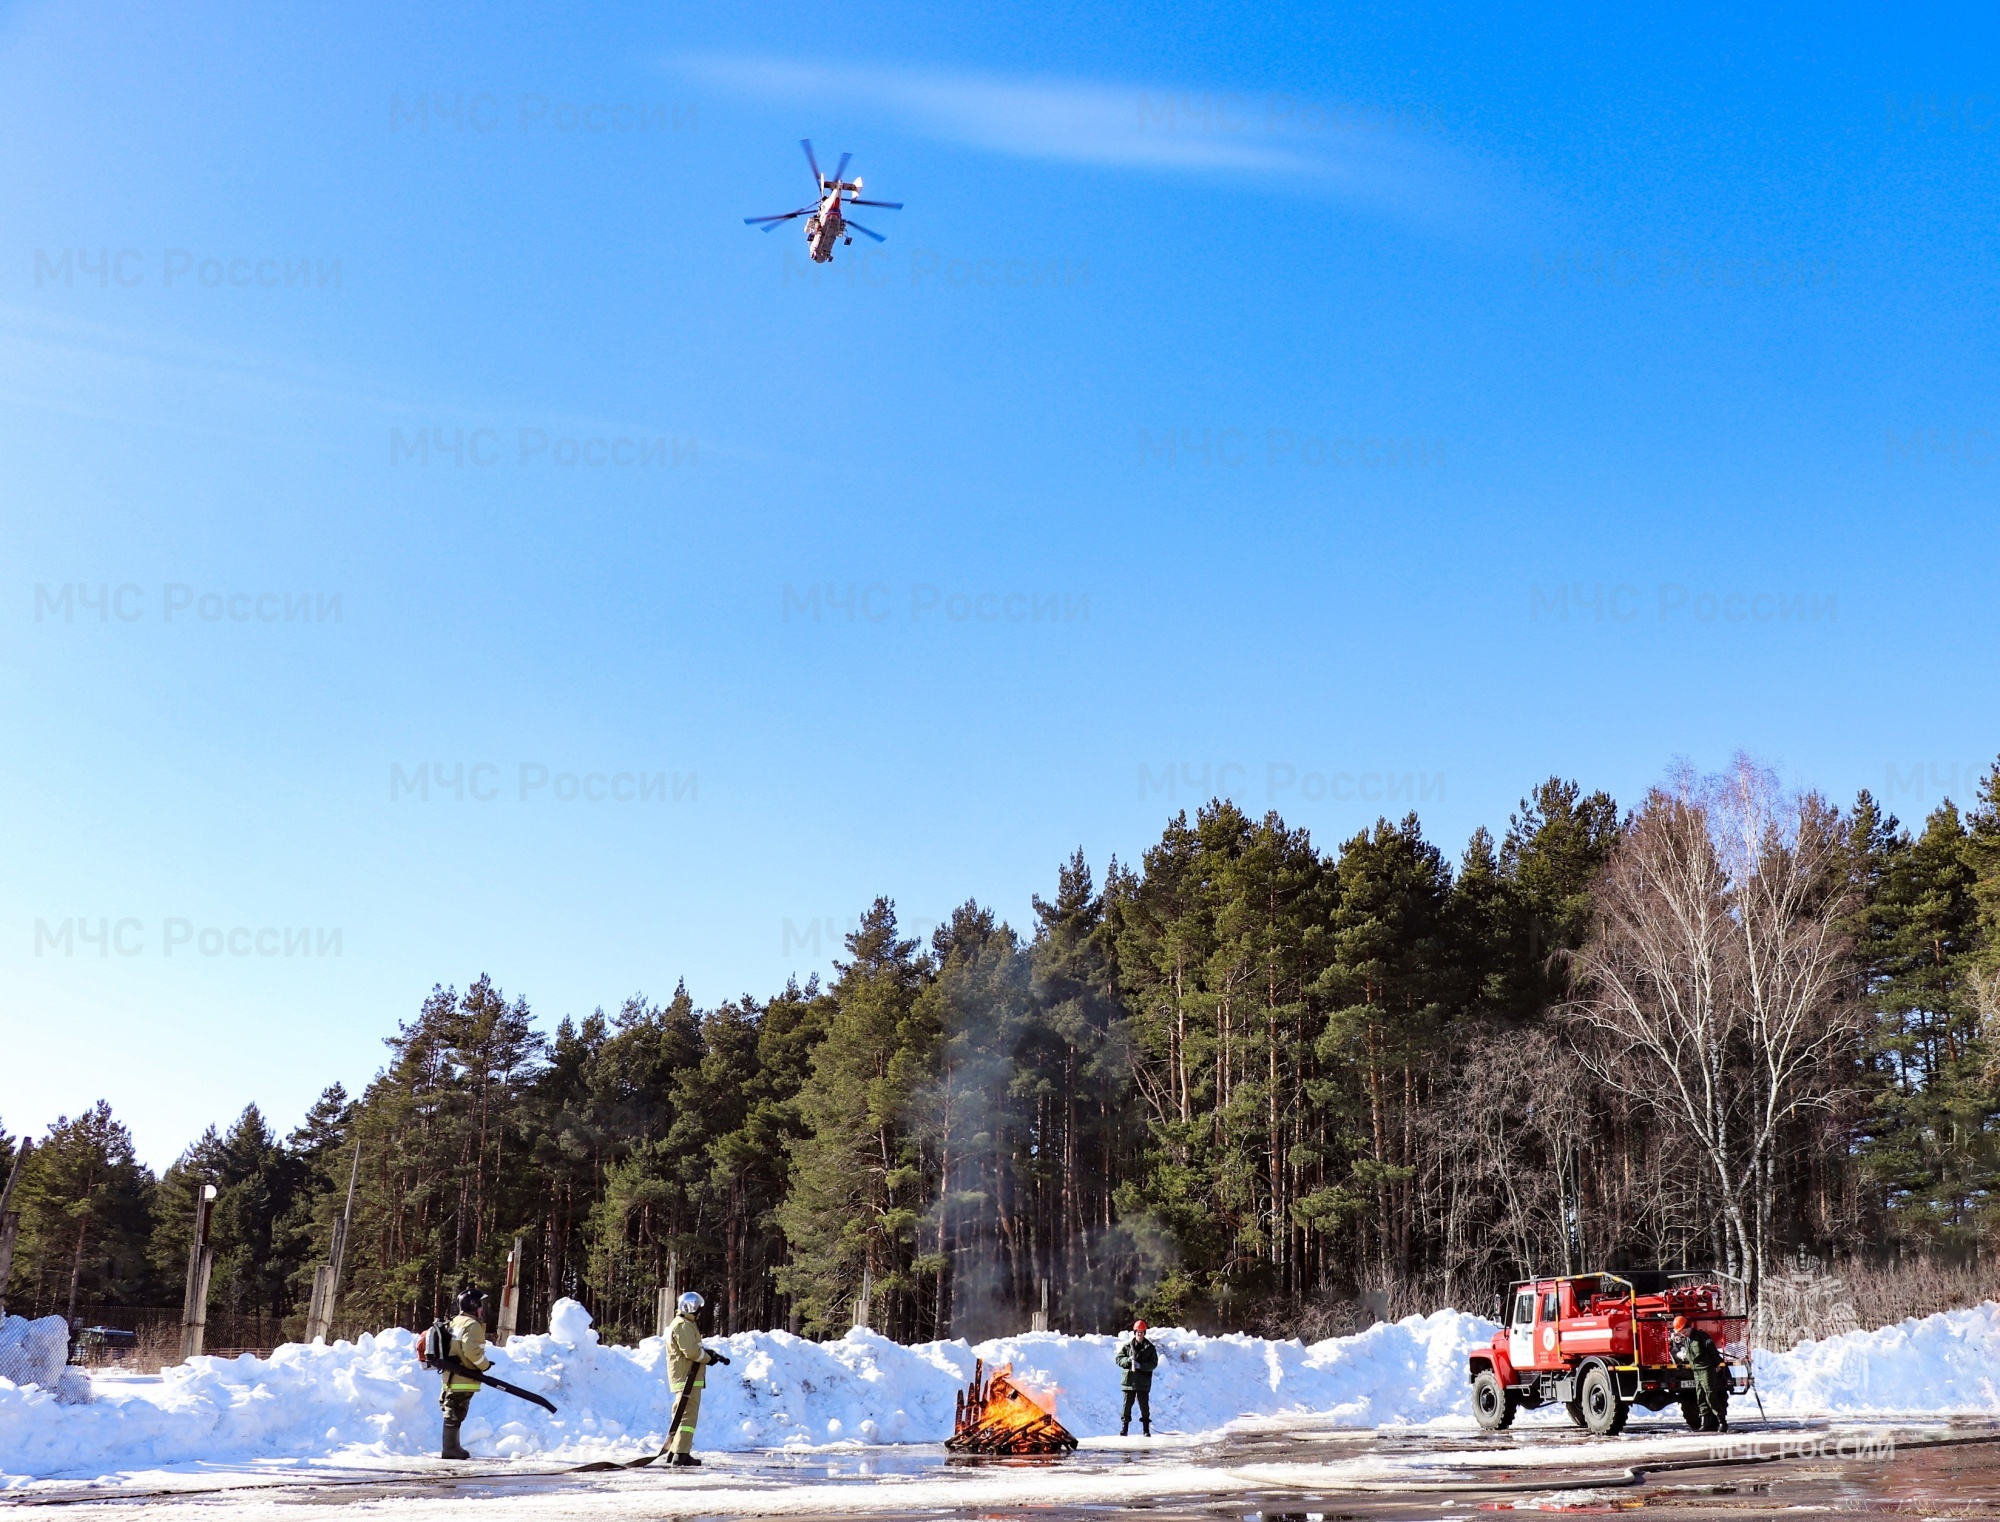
[805,182,859,263]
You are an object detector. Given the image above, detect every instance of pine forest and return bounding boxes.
[8,755,2000,1347]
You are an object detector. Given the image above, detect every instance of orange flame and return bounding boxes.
[948,1361,1078,1454]
[982,1372,1049,1429]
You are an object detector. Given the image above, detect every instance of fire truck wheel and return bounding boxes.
[1578,1364,1628,1436]
[1471,1370,1516,1431]
[1564,1399,1587,1429]
[1679,1391,1702,1430]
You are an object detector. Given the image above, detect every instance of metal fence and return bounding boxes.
[63,1304,296,1367]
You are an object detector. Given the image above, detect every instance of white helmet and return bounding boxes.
[678,1291,704,1315]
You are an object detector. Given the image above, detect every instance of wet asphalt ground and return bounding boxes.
[8,1417,1999,1519]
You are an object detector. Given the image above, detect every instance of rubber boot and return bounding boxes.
[1119,1421,1129,1437]
[441,1420,469,1460]
[1142,1420,1151,1437]
[669,1452,702,1468]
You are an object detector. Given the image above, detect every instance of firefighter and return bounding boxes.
[666,1290,721,1466]
[1669,1314,1736,1432]
[1115,1319,1158,1437]
[438,1285,492,1460]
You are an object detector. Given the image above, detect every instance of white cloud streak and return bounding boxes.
[678,55,1478,222]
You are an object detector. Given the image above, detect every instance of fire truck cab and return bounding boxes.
[1468,1270,1748,1435]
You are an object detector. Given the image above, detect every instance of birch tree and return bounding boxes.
[1571,759,1859,1295]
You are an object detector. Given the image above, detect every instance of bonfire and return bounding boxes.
[947,1358,1079,1455]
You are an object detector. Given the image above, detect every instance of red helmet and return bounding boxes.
[1132,1319,1148,1333]
[1672,1315,1688,1330]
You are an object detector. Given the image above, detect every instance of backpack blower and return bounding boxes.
[420,1318,557,1413]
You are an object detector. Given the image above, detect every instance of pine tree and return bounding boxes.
[917,901,1033,1338]
[708,978,835,1331]
[1107,807,1234,1314]
[10,1103,156,1319]
[1858,804,1986,1247]
[776,899,932,1335]
[1211,813,1327,1295]
[1316,813,1457,1284]
[342,977,546,1327]
[1496,778,1621,1018]
[1966,758,2000,974]
[281,1085,355,1319]
[149,1107,307,1321]
[1028,851,1135,1323]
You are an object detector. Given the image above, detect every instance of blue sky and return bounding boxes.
[3,0,1995,1168]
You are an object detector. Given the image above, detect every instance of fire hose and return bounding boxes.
[571,1345,731,1471]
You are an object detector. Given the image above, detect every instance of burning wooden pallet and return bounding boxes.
[947,1358,1078,1455]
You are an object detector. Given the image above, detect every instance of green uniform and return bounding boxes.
[666,1312,713,1456]
[1673,1327,1730,1431]
[1115,1334,1158,1435]
[438,1313,492,1423]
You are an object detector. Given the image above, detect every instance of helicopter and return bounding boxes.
[745,140,903,263]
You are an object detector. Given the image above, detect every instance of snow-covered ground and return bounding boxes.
[5,1296,2000,1486]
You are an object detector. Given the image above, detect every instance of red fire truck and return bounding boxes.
[1468,1270,1750,1435]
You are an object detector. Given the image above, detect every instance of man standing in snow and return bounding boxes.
[438,1286,492,1460]
[1115,1319,1158,1436]
[1669,1315,1735,1432]
[665,1290,727,1466]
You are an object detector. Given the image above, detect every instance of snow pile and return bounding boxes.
[0,1300,1485,1479]
[8,1296,2000,1481]
[1757,1301,2000,1414]
[0,1316,90,1406]
[974,1311,1488,1436]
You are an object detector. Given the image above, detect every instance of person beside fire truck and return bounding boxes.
[1115,1320,1158,1436]
[1669,1314,1735,1431]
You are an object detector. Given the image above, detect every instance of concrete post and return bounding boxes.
[0,1139,30,1318]
[181,1184,216,1360]
[494,1237,523,1345]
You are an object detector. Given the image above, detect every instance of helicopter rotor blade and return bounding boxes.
[847,199,902,209]
[832,151,852,184]
[844,219,886,242]
[744,208,812,224]
[800,139,822,187]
